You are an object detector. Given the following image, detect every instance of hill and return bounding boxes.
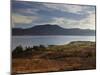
[12,41,96,74]
[12,24,95,36]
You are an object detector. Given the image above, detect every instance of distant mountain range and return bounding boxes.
[12,24,95,36]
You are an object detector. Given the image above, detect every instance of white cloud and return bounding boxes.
[50,17,81,28]
[49,13,95,30]
[17,8,39,15]
[79,13,95,29]
[51,17,67,25]
[44,3,85,13]
[12,13,39,27]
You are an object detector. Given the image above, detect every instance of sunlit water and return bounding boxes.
[12,35,95,50]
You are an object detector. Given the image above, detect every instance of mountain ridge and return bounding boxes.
[12,24,95,36]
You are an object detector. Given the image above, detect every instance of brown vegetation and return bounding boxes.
[12,41,96,74]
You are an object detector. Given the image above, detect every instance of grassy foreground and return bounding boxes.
[12,41,96,74]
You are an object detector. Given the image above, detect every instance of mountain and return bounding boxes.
[12,24,95,36]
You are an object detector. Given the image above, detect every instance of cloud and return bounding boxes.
[12,13,39,27]
[49,13,95,30]
[16,8,39,15]
[12,1,95,29]
[43,3,95,14]
[79,13,95,29]
[43,3,81,13]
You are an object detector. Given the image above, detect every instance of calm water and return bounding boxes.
[12,36,95,50]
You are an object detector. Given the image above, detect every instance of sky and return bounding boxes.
[11,0,96,30]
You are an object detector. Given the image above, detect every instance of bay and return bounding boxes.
[12,35,95,50]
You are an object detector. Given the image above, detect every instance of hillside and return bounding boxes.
[12,24,95,36]
[12,41,96,74]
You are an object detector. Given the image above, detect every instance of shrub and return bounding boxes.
[12,45,23,54]
[39,45,46,49]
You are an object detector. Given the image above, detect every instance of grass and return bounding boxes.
[12,41,96,74]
